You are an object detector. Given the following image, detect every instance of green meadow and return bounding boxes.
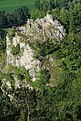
[0,0,36,13]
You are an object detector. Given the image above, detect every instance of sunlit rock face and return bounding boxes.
[6,14,65,79]
[19,14,65,41]
[6,34,41,77]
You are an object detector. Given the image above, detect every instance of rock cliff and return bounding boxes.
[6,14,65,87]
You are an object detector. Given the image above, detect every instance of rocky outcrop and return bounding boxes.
[6,14,65,81]
[19,14,65,41]
[6,34,41,77]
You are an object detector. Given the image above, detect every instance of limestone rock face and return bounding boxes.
[6,14,65,79]
[19,14,65,41]
[6,34,41,77]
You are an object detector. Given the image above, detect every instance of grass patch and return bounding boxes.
[0,0,36,13]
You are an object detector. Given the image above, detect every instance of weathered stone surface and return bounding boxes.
[6,35,41,77]
[6,14,65,82]
[19,14,65,41]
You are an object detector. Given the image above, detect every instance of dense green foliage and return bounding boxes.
[34,38,59,60]
[0,0,81,121]
[11,44,20,55]
[0,6,30,28]
[14,66,31,82]
[32,0,81,32]
[33,68,50,89]
[0,29,6,52]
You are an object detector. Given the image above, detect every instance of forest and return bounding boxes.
[0,0,81,121]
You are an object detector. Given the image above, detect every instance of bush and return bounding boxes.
[11,43,20,55]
